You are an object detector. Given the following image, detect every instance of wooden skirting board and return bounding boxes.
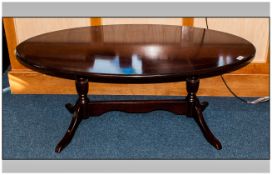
[8,70,269,97]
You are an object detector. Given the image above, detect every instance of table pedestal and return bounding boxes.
[55,77,222,153]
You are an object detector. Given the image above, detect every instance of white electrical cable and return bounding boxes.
[205,17,269,105]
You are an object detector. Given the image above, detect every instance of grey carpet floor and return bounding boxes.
[2,72,270,159]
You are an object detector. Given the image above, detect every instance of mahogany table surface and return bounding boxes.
[16,24,256,83]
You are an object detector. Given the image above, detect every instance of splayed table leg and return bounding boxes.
[185,77,222,150]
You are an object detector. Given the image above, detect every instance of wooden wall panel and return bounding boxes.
[6,18,90,70]
[3,18,25,70]
[182,18,194,26]
[14,18,90,44]
[102,18,182,25]
[194,18,269,63]
[91,18,102,26]
[8,71,269,97]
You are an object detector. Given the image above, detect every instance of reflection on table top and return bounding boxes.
[16,24,256,82]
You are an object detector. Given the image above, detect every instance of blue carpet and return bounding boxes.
[2,72,270,160]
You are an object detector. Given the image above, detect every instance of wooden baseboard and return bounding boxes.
[8,70,269,97]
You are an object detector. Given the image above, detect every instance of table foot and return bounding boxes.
[55,107,81,153]
[65,102,81,114]
[65,103,75,113]
[199,101,209,111]
[194,105,222,150]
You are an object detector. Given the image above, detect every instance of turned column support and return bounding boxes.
[65,77,90,115]
[186,77,200,117]
[76,77,90,104]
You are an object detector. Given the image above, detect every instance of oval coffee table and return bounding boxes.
[16,24,256,153]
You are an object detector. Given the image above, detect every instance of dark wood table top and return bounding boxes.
[16,24,255,83]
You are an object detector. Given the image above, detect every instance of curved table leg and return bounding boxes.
[194,105,222,150]
[65,102,80,114]
[55,107,81,153]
